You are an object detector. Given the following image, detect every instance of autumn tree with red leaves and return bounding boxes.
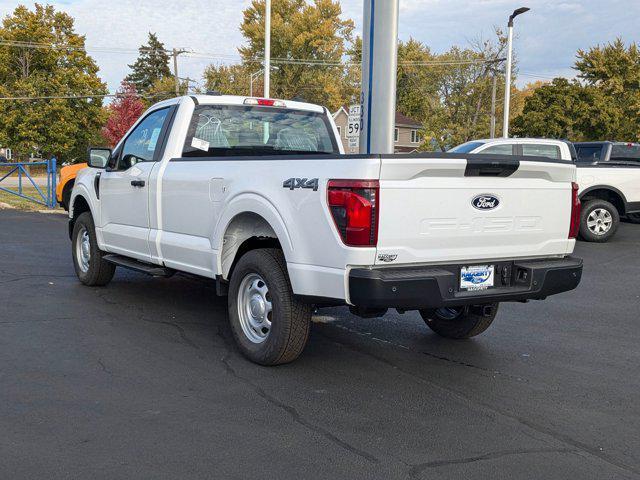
[102,81,145,147]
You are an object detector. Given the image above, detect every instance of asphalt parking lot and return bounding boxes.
[1,210,639,479]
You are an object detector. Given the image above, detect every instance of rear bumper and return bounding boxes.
[349,256,583,309]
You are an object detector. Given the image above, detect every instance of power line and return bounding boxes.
[0,91,175,101]
[0,39,508,68]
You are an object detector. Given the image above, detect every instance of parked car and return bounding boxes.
[68,95,583,365]
[574,142,640,228]
[451,138,640,242]
[56,161,87,210]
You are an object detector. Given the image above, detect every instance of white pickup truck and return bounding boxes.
[451,138,640,242]
[69,95,583,365]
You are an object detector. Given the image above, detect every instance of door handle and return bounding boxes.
[130,180,146,187]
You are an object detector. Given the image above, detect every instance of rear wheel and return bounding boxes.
[419,303,499,339]
[227,249,311,365]
[72,212,116,286]
[579,199,619,243]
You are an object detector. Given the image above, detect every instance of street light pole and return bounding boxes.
[264,0,271,98]
[502,6,530,138]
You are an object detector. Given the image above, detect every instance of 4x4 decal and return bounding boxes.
[283,178,319,191]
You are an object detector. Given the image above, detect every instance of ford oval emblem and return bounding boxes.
[472,194,500,211]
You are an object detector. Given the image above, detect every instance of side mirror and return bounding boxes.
[88,147,111,169]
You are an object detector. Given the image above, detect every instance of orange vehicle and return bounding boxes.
[56,162,87,210]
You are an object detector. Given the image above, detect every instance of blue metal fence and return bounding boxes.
[0,158,57,208]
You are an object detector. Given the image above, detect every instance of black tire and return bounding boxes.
[579,199,619,243]
[626,213,640,224]
[71,212,116,286]
[227,249,311,365]
[419,303,499,339]
[61,180,74,211]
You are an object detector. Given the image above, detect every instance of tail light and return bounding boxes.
[327,180,379,247]
[569,182,581,239]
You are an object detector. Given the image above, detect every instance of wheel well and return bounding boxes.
[63,179,75,195]
[68,195,91,239]
[221,212,283,280]
[581,188,625,215]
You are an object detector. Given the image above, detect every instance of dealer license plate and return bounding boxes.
[460,265,495,291]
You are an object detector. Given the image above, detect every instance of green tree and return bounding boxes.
[204,0,355,111]
[513,39,640,141]
[0,4,107,161]
[125,32,172,96]
[395,32,510,150]
[575,39,640,140]
[204,64,252,96]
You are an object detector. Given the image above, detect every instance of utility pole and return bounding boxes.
[250,69,263,97]
[360,0,400,154]
[487,58,506,138]
[172,48,188,97]
[503,7,530,138]
[264,0,271,98]
[490,73,497,138]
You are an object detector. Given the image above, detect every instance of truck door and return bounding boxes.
[99,107,173,262]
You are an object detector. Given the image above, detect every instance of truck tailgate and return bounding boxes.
[376,155,576,265]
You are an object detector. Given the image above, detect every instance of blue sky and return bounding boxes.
[0,0,638,93]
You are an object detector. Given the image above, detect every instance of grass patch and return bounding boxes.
[0,186,62,211]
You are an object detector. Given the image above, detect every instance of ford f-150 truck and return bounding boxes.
[452,138,640,242]
[69,94,583,365]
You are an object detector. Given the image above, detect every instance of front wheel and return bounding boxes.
[72,212,116,286]
[227,249,311,365]
[419,303,499,339]
[579,199,619,242]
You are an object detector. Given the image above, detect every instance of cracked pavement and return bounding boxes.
[1,210,639,479]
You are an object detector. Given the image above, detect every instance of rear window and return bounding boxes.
[575,145,603,163]
[449,141,485,153]
[522,143,561,160]
[182,105,339,157]
[610,144,640,163]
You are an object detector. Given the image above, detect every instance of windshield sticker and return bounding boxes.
[191,137,210,152]
[147,128,161,151]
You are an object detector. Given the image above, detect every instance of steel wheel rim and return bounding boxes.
[587,208,613,235]
[237,273,272,344]
[76,226,91,273]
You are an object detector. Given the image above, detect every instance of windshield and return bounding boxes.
[182,105,339,157]
[448,141,485,153]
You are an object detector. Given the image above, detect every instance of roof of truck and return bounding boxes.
[471,138,569,144]
[186,94,326,114]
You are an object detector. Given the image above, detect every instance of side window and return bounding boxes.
[481,144,514,155]
[522,144,561,160]
[117,108,170,170]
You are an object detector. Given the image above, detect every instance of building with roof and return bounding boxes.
[332,107,424,154]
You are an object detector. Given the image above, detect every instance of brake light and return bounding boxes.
[327,180,379,247]
[569,182,581,239]
[244,98,286,107]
